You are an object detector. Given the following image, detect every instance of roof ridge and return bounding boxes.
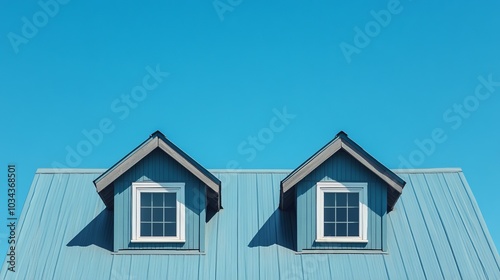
[392,168,463,174]
[36,167,464,174]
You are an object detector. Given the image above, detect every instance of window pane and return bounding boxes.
[324,208,335,222]
[141,222,151,236]
[348,207,359,222]
[164,223,176,236]
[348,193,359,206]
[153,208,163,222]
[164,193,176,207]
[324,193,336,207]
[152,223,163,236]
[164,208,176,222]
[141,193,151,206]
[141,208,152,222]
[348,223,359,237]
[336,193,347,206]
[324,223,335,237]
[152,193,163,207]
[336,207,347,222]
[336,223,347,236]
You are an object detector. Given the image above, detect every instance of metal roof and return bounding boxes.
[280,131,406,211]
[2,168,499,279]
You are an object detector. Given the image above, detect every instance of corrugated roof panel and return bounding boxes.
[214,173,238,280]
[394,175,443,279]
[257,173,281,279]
[1,169,499,279]
[235,173,260,280]
[408,173,460,279]
[364,255,390,279]
[387,203,426,279]
[425,173,470,278]
[443,173,500,278]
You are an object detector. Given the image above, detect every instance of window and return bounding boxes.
[132,182,185,243]
[316,182,368,242]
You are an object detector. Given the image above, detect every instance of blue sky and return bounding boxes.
[2,0,500,257]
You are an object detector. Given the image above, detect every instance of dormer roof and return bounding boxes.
[93,131,221,210]
[280,131,406,211]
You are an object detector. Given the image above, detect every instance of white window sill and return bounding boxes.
[315,238,368,243]
[131,238,186,243]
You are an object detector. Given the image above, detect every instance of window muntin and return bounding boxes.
[132,182,185,243]
[140,193,177,237]
[316,182,368,243]
[323,192,360,237]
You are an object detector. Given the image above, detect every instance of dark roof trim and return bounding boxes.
[94,131,221,209]
[280,131,406,209]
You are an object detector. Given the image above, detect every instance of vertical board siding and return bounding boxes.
[113,148,206,251]
[296,150,387,251]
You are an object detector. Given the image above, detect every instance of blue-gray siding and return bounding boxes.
[296,150,387,251]
[114,148,206,251]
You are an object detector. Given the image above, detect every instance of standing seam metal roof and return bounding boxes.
[1,168,499,279]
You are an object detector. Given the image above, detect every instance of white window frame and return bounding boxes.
[316,182,368,243]
[131,182,185,243]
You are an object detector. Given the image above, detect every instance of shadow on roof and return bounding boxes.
[67,209,114,252]
[248,208,296,251]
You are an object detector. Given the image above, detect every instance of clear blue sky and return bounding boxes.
[2,0,500,257]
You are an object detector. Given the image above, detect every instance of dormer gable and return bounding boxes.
[280,131,406,252]
[94,130,221,211]
[280,131,405,211]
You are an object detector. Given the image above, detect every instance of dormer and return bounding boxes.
[280,131,405,252]
[93,131,221,252]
